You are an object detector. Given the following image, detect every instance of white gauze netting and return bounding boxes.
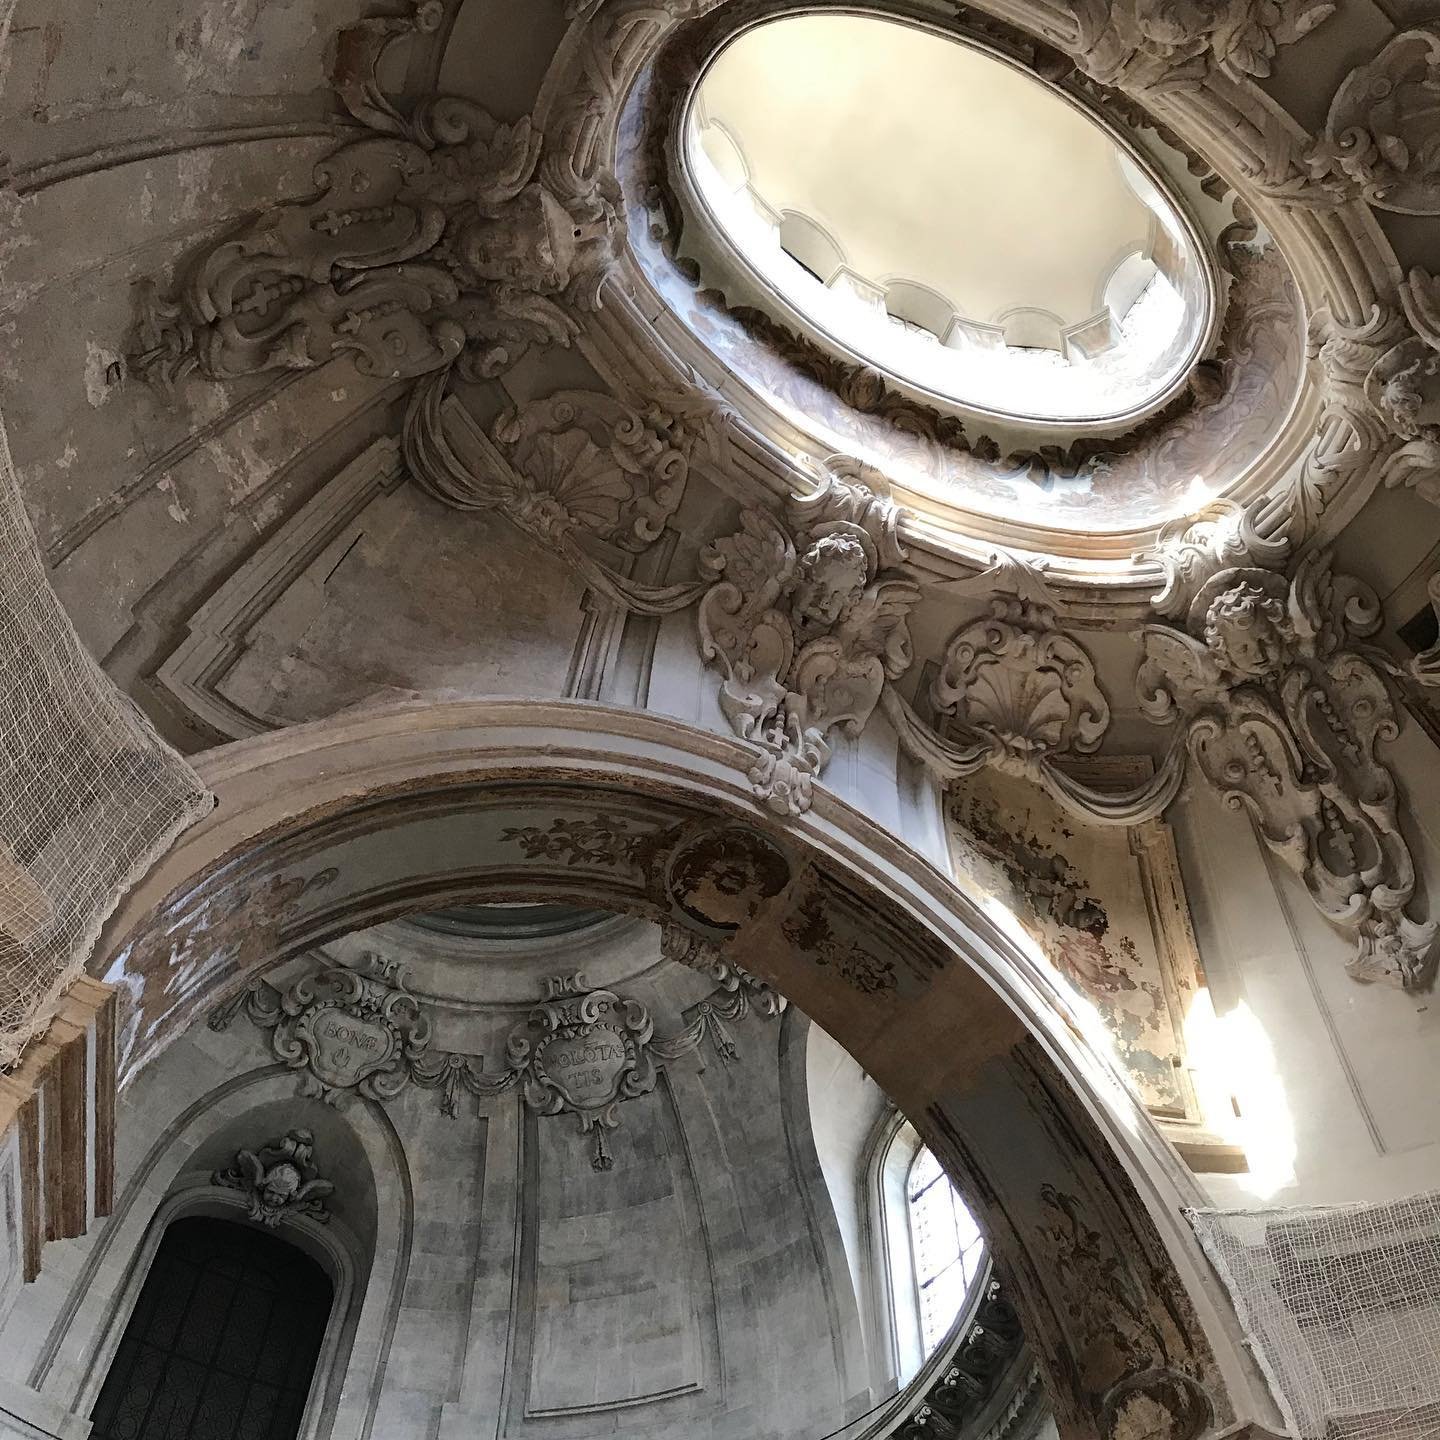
[1188,1193,1440,1439]
[1,413,211,1068]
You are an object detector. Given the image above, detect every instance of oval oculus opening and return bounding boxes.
[686,14,1211,427]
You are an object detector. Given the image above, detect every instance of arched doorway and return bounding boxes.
[93,700,1278,1440]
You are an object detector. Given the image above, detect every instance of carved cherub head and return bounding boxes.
[1377,355,1438,439]
[1203,581,1291,679]
[790,531,871,630]
[259,1160,306,1214]
[458,186,616,296]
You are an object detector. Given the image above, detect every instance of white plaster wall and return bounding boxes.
[0,947,872,1440]
[1169,765,1440,1207]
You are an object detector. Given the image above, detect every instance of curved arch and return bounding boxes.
[15,1066,412,1440]
[94,699,1279,1440]
[882,278,959,341]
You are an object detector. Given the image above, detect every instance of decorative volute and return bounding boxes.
[1137,504,1437,988]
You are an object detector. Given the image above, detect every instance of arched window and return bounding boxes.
[90,1216,333,1440]
[905,1145,987,1357]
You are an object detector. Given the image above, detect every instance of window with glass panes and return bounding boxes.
[905,1146,986,1355]
[90,1216,333,1440]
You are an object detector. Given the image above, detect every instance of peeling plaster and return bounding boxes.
[156,474,190,525]
[83,341,121,409]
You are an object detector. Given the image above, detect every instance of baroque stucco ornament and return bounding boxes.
[213,1129,335,1228]
[1378,269,1440,508]
[930,555,1109,786]
[209,953,434,1105]
[127,6,616,392]
[212,949,776,1162]
[882,555,1185,827]
[1305,27,1440,215]
[697,464,919,815]
[404,380,722,613]
[1065,0,1333,90]
[1137,507,1436,988]
[506,973,656,1171]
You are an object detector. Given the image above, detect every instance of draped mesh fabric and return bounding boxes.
[0,414,211,1067]
[1188,1193,1440,1439]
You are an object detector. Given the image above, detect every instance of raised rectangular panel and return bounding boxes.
[520,1083,715,1420]
[156,437,592,739]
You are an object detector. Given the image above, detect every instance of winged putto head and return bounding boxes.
[790,525,874,633]
[1201,576,1292,680]
[214,1128,335,1227]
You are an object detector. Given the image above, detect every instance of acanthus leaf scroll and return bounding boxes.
[696,462,920,816]
[1065,0,1333,91]
[128,6,617,395]
[1137,506,1437,989]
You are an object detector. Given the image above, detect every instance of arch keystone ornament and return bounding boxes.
[697,463,919,815]
[213,1129,335,1228]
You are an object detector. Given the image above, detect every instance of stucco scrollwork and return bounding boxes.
[697,462,920,815]
[1378,269,1440,507]
[884,554,1185,826]
[1137,506,1436,988]
[211,946,780,1154]
[213,1129,335,1228]
[505,973,655,1171]
[209,953,435,1104]
[128,9,616,394]
[1067,0,1333,90]
[932,554,1110,777]
[1305,27,1440,215]
[660,922,787,1018]
[404,378,721,613]
[1290,269,1440,539]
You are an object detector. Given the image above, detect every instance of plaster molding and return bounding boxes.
[109,0,1418,597]
[208,953,435,1106]
[548,0,1410,581]
[404,383,719,613]
[884,553,1186,826]
[1137,506,1437,988]
[128,5,617,396]
[210,947,778,1162]
[212,1127,335,1227]
[659,921,787,1017]
[1064,0,1334,91]
[1304,27,1440,216]
[696,461,919,814]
